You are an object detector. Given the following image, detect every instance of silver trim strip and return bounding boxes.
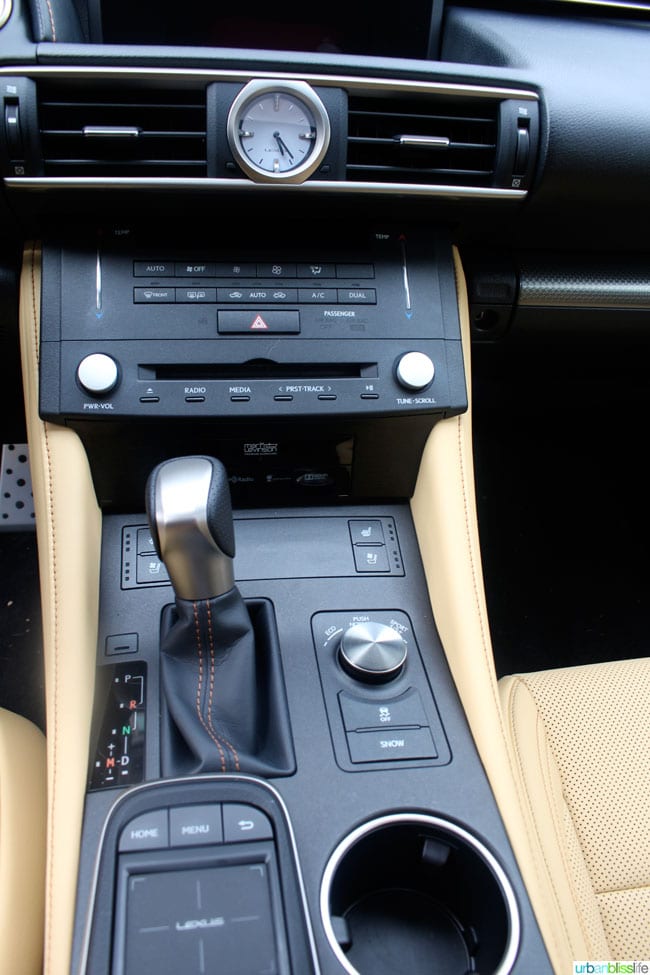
[398,135,450,148]
[0,64,539,102]
[5,176,527,200]
[320,812,521,975]
[83,125,141,138]
[77,774,322,975]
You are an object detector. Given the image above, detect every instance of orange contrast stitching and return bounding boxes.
[206,600,240,772]
[193,600,226,772]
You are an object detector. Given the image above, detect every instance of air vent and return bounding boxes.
[38,81,207,177]
[347,93,499,187]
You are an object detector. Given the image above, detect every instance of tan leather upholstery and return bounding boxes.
[20,244,102,975]
[0,707,47,975]
[411,252,650,973]
[500,659,650,965]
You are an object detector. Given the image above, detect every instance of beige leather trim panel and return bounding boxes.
[410,249,567,974]
[502,660,650,959]
[20,244,102,975]
[0,707,47,975]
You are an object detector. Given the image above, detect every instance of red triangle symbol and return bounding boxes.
[250,314,269,330]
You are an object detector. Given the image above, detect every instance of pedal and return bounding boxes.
[0,444,35,530]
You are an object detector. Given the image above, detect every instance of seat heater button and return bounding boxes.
[223,804,273,843]
[169,804,223,847]
[119,809,169,851]
[349,519,385,546]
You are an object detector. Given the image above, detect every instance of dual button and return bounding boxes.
[119,802,273,853]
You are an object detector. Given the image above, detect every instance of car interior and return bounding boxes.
[1,0,649,973]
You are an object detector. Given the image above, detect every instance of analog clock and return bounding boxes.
[227,80,331,184]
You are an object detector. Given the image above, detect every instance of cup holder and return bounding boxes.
[320,814,520,975]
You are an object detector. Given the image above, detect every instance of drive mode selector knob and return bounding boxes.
[339,621,408,684]
[396,352,435,391]
[77,353,119,396]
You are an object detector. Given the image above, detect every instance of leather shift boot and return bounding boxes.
[159,590,295,778]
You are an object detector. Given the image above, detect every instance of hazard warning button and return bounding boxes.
[217,310,300,334]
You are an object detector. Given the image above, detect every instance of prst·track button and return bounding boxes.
[119,809,169,852]
[169,804,223,847]
[347,727,437,763]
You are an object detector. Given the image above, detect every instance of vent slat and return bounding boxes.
[346,93,499,187]
[38,81,207,178]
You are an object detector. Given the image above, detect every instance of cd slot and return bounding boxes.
[139,363,378,381]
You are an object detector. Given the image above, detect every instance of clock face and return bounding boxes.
[227,80,331,183]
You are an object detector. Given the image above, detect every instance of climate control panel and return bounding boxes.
[39,225,466,424]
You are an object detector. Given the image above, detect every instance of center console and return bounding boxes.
[24,227,552,975]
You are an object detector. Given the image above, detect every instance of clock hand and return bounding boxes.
[274,132,294,161]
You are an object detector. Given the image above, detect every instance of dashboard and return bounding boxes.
[1,1,650,975]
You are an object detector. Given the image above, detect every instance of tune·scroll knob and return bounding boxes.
[396,352,435,391]
[77,353,119,396]
[339,621,408,684]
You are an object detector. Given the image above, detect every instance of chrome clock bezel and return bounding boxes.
[226,79,331,185]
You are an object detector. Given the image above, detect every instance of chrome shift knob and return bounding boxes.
[145,456,235,601]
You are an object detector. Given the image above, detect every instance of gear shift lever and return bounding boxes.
[146,456,294,777]
[146,456,235,600]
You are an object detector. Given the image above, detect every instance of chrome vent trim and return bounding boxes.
[346,93,499,187]
[4,176,526,200]
[37,81,207,177]
[1,66,538,196]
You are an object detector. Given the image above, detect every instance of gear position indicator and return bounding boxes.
[89,661,147,790]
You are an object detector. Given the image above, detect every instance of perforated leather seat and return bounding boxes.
[0,707,46,975]
[499,657,650,972]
